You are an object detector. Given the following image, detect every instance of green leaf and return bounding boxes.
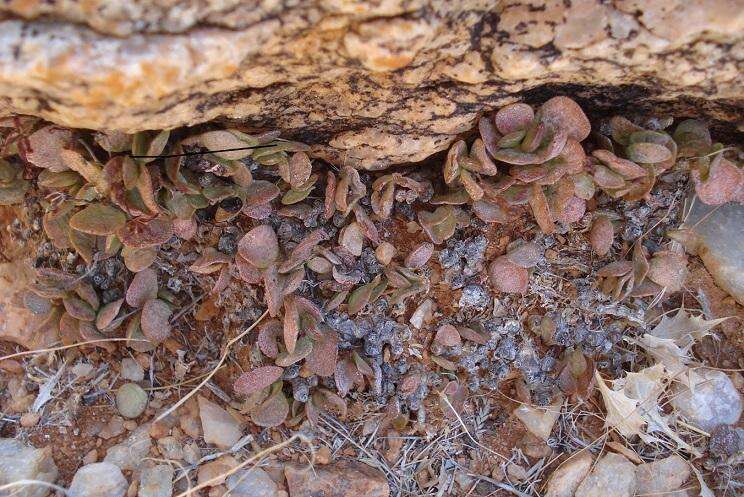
[70,203,127,235]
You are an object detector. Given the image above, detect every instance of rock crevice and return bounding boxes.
[1,1,742,169]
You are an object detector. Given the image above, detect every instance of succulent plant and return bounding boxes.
[443,138,498,201]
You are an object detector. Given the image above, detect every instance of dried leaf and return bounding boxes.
[140,299,172,343]
[597,260,633,277]
[692,156,743,205]
[646,251,687,292]
[234,365,283,396]
[60,149,108,193]
[595,370,646,438]
[647,308,727,346]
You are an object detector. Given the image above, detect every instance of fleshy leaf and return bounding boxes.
[69,204,127,236]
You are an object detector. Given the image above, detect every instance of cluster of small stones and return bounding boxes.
[0,96,741,426]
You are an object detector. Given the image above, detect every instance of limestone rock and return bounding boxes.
[138,465,173,497]
[103,425,152,471]
[575,453,636,497]
[544,451,593,497]
[0,439,59,497]
[226,468,280,497]
[197,396,242,449]
[1,2,742,169]
[679,199,744,306]
[670,368,742,432]
[635,455,690,496]
[285,460,389,497]
[68,462,127,497]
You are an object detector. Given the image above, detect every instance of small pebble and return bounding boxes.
[116,383,149,419]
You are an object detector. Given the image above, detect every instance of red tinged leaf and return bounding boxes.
[434,324,461,347]
[237,225,279,269]
[494,103,534,135]
[589,216,614,256]
[117,217,174,248]
[692,157,743,206]
[125,267,158,307]
[306,330,339,377]
[538,96,591,142]
[488,256,529,294]
[592,149,647,179]
[235,255,263,284]
[324,171,337,220]
[505,241,543,268]
[234,365,284,396]
[528,184,554,234]
[279,229,327,273]
[257,319,283,358]
[244,180,280,207]
[283,296,300,354]
[140,299,172,343]
[263,265,284,317]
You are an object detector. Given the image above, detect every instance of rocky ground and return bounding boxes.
[0,98,743,497]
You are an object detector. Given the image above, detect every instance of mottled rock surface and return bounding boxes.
[680,199,744,306]
[635,455,690,496]
[285,460,389,497]
[1,1,742,169]
[68,462,127,497]
[544,451,593,497]
[670,368,743,432]
[575,453,636,497]
[0,439,59,497]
